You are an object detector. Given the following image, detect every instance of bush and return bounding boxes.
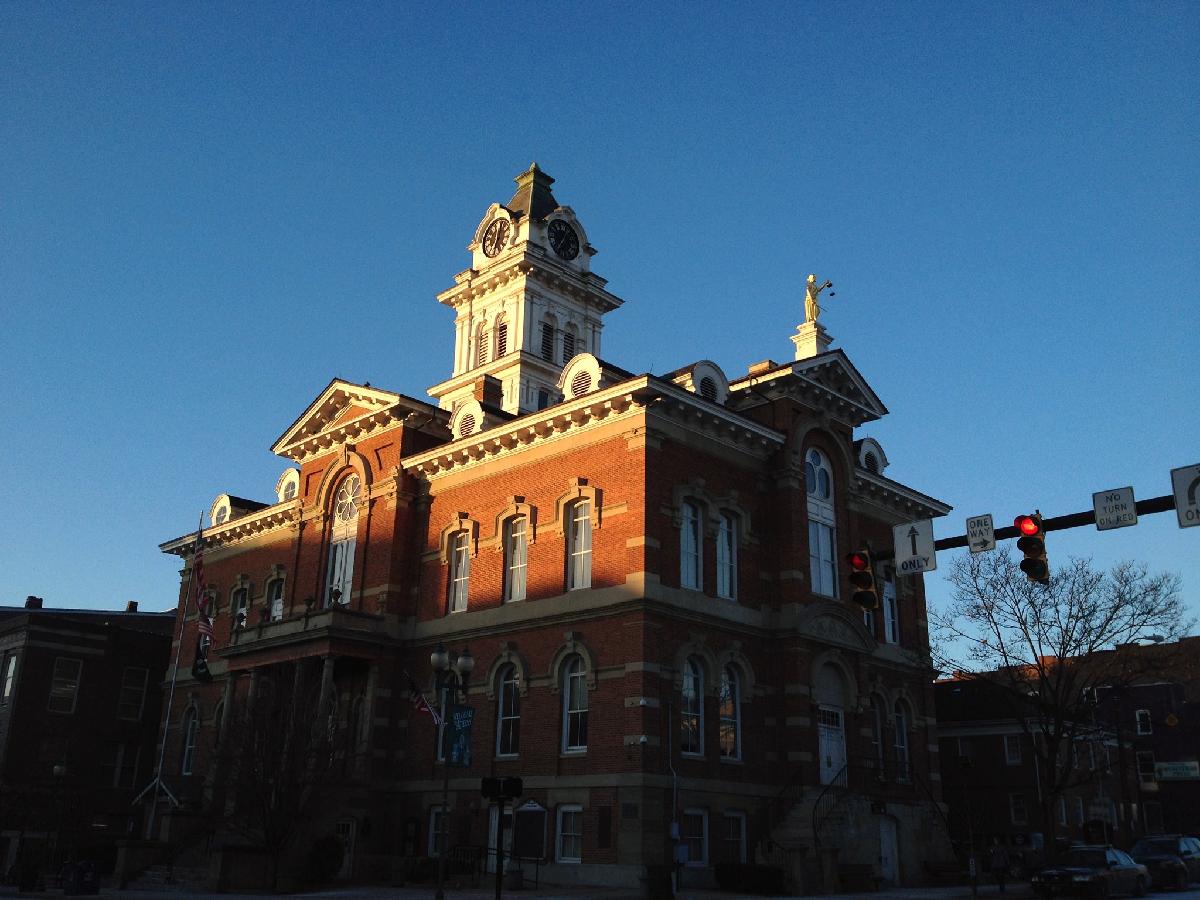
[306,834,345,884]
[714,863,785,894]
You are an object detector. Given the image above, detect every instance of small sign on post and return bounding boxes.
[1171,464,1200,528]
[893,519,936,574]
[1093,487,1137,531]
[965,514,995,553]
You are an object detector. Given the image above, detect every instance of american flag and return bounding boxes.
[404,671,441,724]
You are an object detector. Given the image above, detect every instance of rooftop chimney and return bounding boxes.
[473,375,504,410]
[125,601,139,613]
[24,596,43,609]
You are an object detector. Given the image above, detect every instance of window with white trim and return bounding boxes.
[562,656,588,752]
[680,501,701,590]
[231,587,249,629]
[805,448,837,597]
[448,530,470,613]
[2,652,17,701]
[893,701,910,781]
[681,657,703,756]
[503,516,528,603]
[719,665,741,760]
[566,500,591,590]
[722,811,747,864]
[1004,734,1022,765]
[496,665,520,757]
[48,657,82,714]
[681,808,708,866]
[267,578,285,621]
[326,474,360,606]
[428,806,449,857]
[283,480,297,501]
[118,667,149,720]
[881,571,899,644]
[181,708,199,774]
[716,512,737,600]
[1135,709,1153,735]
[557,804,583,862]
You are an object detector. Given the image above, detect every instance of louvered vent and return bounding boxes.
[459,414,476,438]
[570,371,592,397]
[699,376,717,401]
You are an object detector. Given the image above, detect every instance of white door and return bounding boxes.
[879,817,899,885]
[487,805,514,874]
[818,706,847,785]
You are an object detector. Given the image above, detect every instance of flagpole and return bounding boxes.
[146,511,204,842]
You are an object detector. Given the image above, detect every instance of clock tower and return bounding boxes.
[427,164,624,423]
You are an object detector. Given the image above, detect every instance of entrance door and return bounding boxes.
[487,805,514,874]
[818,706,847,785]
[334,819,355,879]
[879,817,899,886]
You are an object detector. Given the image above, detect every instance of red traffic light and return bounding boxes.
[846,551,870,571]
[1014,514,1041,536]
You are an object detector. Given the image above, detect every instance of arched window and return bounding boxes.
[539,318,556,362]
[496,665,520,757]
[475,322,489,367]
[230,587,249,629]
[870,694,886,767]
[283,481,297,501]
[495,319,509,358]
[894,701,911,782]
[805,448,837,597]
[215,506,228,525]
[680,501,701,590]
[681,658,703,755]
[503,516,528,603]
[562,656,588,752]
[565,501,592,591]
[716,512,737,600]
[326,474,360,606]
[181,708,199,775]
[448,530,470,613]
[267,578,285,622]
[719,665,741,760]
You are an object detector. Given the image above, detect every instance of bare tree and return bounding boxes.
[932,550,1188,850]
[221,666,337,891]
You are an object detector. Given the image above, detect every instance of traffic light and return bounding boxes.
[1014,513,1049,585]
[845,547,879,609]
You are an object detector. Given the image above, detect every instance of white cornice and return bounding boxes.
[437,248,622,313]
[160,500,301,557]
[854,470,952,519]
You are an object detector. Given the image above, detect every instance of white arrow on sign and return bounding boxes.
[965,514,995,553]
[893,518,937,574]
[1171,464,1200,529]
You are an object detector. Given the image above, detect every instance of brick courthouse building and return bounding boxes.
[155,165,952,891]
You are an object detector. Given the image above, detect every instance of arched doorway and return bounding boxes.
[813,663,848,786]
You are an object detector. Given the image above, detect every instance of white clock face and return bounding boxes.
[547,219,579,260]
[482,218,511,257]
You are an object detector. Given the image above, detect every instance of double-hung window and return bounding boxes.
[267,578,285,621]
[118,667,149,720]
[557,804,583,863]
[722,812,747,864]
[562,656,588,752]
[496,665,520,757]
[48,657,82,714]
[1004,734,1022,765]
[719,666,741,760]
[681,809,708,866]
[448,531,471,613]
[805,449,837,597]
[503,516,528,603]
[882,571,899,643]
[893,702,910,781]
[680,501,701,590]
[566,501,592,590]
[716,513,737,600]
[1135,709,1153,735]
[681,658,703,756]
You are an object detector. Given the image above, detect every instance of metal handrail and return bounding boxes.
[812,763,849,849]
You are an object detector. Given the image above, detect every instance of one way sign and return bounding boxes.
[966,514,996,553]
[893,519,937,574]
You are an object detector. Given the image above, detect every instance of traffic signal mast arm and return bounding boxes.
[875,493,1178,562]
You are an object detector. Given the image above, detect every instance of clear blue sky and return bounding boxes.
[2,2,1196,619]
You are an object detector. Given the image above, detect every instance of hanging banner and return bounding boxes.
[444,703,475,767]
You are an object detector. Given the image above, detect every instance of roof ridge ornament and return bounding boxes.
[794,273,836,360]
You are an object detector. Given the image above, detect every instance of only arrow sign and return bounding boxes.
[908,526,919,556]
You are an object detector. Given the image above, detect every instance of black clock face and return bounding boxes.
[547,219,579,260]
[482,218,511,258]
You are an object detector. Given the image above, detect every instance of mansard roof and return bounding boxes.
[271,378,446,462]
[505,162,560,221]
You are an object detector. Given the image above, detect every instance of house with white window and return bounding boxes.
[154,164,952,893]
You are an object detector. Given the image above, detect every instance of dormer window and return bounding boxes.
[283,482,296,501]
[215,507,228,525]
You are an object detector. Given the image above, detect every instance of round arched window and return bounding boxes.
[805,449,832,500]
[335,475,361,523]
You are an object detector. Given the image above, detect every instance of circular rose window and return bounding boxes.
[335,475,361,522]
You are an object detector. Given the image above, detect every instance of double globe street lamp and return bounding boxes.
[431,642,474,900]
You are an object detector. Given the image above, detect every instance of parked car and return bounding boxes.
[1129,835,1200,890]
[1032,845,1148,898]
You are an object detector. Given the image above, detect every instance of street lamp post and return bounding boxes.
[431,642,474,900]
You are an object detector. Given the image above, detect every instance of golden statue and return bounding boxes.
[805,274,834,324]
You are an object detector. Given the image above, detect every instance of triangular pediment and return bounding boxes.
[271,379,404,460]
[796,602,876,652]
[791,350,888,423]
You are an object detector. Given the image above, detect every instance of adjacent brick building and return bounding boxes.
[0,597,173,878]
[154,164,953,891]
